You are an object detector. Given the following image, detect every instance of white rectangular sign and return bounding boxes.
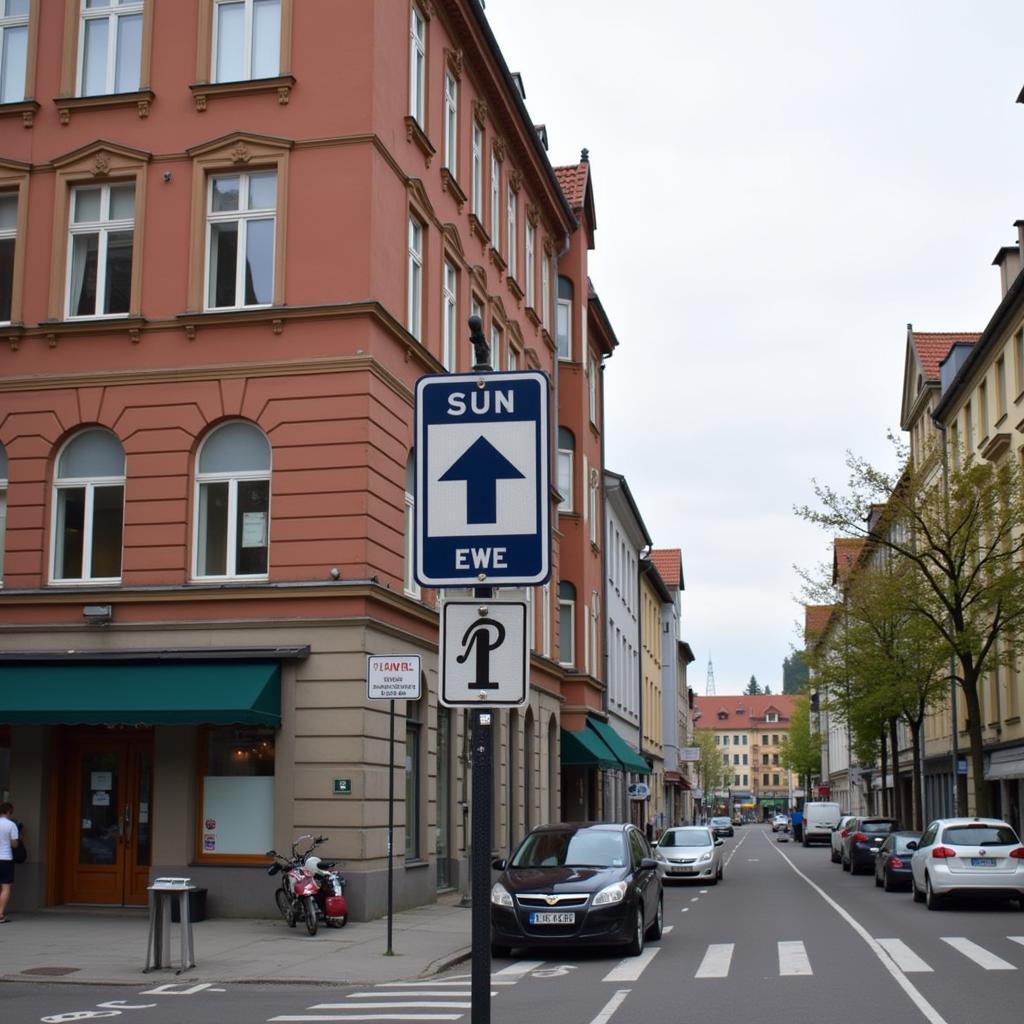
[440,600,528,707]
[366,655,422,701]
[680,747,701,762]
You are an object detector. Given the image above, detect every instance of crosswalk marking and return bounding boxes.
[345,993,478,999]
[1009,936,1024,949]
[589,990,630,1024]
[602,947,660,982]
[941,937,1017,971]
[695,943,734,978]
[778,940,812,976]
[876,939,933,973]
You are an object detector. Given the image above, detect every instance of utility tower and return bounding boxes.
[705,656,716,696]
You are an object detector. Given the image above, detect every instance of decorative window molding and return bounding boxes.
[405,114,435,165]
[194,0,293,92]
[440,167,466,211]
[1,0,39,112]
[0,158,30,326]
[190,74,295,112]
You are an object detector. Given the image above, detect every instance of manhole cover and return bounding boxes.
[21,967,81,976]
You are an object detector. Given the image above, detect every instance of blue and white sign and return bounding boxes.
[415,370,550,587]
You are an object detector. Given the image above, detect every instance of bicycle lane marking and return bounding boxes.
[766,833,948,1024]
[723,830,747,868]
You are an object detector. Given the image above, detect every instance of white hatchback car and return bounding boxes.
[830,815,856,864]
[654,826,724,884]
[909,817,1024,910]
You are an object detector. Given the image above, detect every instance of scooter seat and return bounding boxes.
[318,861,336,869]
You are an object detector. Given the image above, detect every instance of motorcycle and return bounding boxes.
[266,834,348,936]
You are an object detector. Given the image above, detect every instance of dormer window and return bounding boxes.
[766,711,778,723]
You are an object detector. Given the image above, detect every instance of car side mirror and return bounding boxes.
[715,839,724,847]
[491,858,507,871]
[906,842,918,852]
[639,857,658,871]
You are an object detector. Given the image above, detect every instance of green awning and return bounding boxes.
[561,725,620,770]
[0,662,281,726]
[586,717,651,775]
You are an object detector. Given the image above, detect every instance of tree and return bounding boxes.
[764,685,773,695]
[782,651,810,694]
[744,675,762,695]
[694,728,727,814]
[779,693,821,797]
[798,439,1024,816]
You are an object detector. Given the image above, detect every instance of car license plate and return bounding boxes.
[529,912,575,925]
[970,857,996,867]
[670,866,695,874]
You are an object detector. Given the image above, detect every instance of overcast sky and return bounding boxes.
[484,1,1024,695]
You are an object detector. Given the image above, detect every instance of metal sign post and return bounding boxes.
[366,655,421,956]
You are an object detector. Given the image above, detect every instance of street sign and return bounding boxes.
[440,599,528,707]
[680,746,701,762]
[366,655,421,701]
[415,371,550,587]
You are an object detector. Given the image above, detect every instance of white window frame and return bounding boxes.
[0,191,16,325]
[0,442,7,582]
[409,3,425,124]
[525,220,535,309]
[507,345,518,372]
[489,322,501,371]
[541,581,551,658]
[407,214,423,340]
[205,170,277,311]
[588,352,598,423]
[556,295,571,360]
[506,185,517,278]
[471,120,483,219]
[442,259,456,370]
[490,151,500,250]
[0,0,30,103]
[66,182,135,320]
[558,587,575,667]
[212,0,281,84]
[77,0,144,97]
[557,447,573,512]
[589,467,598,545]
[443,70,457,173]
[541,249,550,330]
[582,454,589,525]
[404,485,420,598]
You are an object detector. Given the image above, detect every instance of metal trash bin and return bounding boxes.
[170,887,207,923]
[144,877,196,975]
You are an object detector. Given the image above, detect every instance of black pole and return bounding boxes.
[470,704,492,1024]
[386,697,395,955]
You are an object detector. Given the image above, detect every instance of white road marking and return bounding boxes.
[690,896,700,902]
[724,832,748,867]
[768,835,950,1024]
[386,979,516,987]
[699,889,709,894]
[270,1017,461,1022]
[347,992,477,999]
[876,939,933,973]
[588,989,631,1024]
[940,937,1017,970]
[1010,936,1024,948]
[663,925,674,934]
[695,943,734,978]
[747,858,760,862]
[602,947,660,982]
[778,940,813,976]
[312,1003,470,1010]
[492,960,545,977]
[680,907,690,913]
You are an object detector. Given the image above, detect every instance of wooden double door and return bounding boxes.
[62,730,154,906]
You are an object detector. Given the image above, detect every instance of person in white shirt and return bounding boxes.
[0,802,21,923]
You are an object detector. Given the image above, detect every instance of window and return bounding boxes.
[742,774,748,786]
[996,357,1007,419]
[78,0,143,96]
[556,427,574,511]
[714,735,720,745]
[506,185,517,278]
[541,247,550,329]
[742,734,748,745]
[66,182,134,318]
[773,773,780,786]
[588,468,598,544]
[408,3,424,124]
[964,401,974,452]
[200,726,274,857]
[471,119,483,220]
[1016,329,1024,397]
[734,775,740,786]
[541,581,551,657]
[214,0,280,83]
[52,428,125,582]
[733,754,740,766]
[762,733,769,744]
[766,711,778,723]
[733,734,740,744]
[723,754,729,766]
[405,695,422,859]
[588,352,598,422]
[443,70,457,173]
[193,420,270,579]
[490,151,500,251]
[772,753,779,765]
[722,735,730,746]
[206,170,276,310]
[556,276,572,359]
[507,345,518,371]
[525,220,535,308]
[442,259,456,370]
[742,754,748,765]
[979,379,989,438]
[407,214,423,340]
[772,733,779,743]
[0,0,28,102]
[763,773,769,786]
[489,321,501,371]
[558,580,575,666]
[0,191,14,323]
[762,753,768,765]
[0,442,7,582]
[404,452,419,598]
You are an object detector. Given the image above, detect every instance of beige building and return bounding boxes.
[639,565,667,833]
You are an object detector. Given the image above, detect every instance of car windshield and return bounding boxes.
[860,820,896,835]
[942,825,1019,846]
[511,830,627,868]
[893,834,921,852]
[659,830,712,848]
[710,818,730,826]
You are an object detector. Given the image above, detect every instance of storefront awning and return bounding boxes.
[985,747,1024,781]
[586,717,651,775]
[561,725,620,770]
[0,662,281,726]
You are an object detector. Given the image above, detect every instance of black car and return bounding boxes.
[842,817,899,874]
[874,831,922,892]
[490,822,663,958]
[709,816,734,838]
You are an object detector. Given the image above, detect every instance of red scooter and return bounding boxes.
[267,834,348,936]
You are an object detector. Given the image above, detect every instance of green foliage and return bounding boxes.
[782,651,810,694]
[744,675,762,695]
[694,728,727,800]
[779,694,820,784]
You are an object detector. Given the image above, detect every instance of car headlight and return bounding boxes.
[698,852,713,862]
[655,849,667,862]
[592,881,628,906]
[490,882,513,908]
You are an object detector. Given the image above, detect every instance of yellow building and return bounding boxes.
[639,562,667,834]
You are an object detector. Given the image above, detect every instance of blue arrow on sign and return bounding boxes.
[439,436,525,524]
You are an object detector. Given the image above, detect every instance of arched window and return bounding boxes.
[194,421,270,579]
[557,427,574,511]
[558,581,576,666]
[52,429,125,582]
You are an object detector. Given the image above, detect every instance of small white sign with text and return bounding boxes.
[366,655,422,701]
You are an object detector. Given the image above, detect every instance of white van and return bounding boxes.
[802,802,843,846]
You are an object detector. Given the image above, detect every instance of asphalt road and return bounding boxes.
[4,826,1022,1024]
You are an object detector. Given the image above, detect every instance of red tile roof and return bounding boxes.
[649,549,682,589]
[911,332,980,382]
[692,694,797,726]
[805,604,836,640]
[554,162,589,208]
[833,538,866,581]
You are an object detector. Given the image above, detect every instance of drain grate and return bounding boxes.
[21,966,81,976]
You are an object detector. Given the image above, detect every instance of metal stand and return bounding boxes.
[144,882,196,975]
[386,697,396,955]
[470,707,493,1024]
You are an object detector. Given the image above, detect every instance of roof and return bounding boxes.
[692,694,797,726]
[833,538,866,582]
[910,331,980,382]
[554,162,589,208]
[804,604,836,640]
[649,549,683,590]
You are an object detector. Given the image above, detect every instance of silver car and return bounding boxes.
[654,826,724,884]
[830,815,856,864]
[909,817,1024,910]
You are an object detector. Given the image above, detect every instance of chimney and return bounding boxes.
[993,221,1024,297]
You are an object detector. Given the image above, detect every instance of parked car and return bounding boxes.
[654,826,724,884]
[709,816,734,838]
[771,814,789,832]
[909,817,1024,910]
[731,815,744,826]
[489,822,663,957]
[841,817,899,874]
[803,801,843,847]
[874,831,921,892]
[830,815,857,863]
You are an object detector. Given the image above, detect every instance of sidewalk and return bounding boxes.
[0,894,472,987]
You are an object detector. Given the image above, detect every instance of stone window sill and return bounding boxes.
[190,75,295,111]
[55,90,155,124]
